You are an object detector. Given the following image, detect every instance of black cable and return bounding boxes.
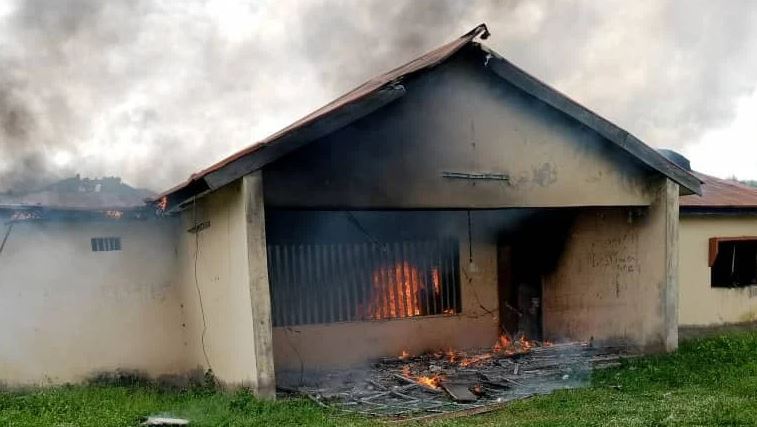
[467,210,473,263]
[192,198,212,372]
[462,211,497,319]
[461,266,497,318]
[0,222,14,256]
[345,211,388,251]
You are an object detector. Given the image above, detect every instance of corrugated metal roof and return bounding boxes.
[681,172,757,208]
[155,24,491,205]
[155,23,701,210]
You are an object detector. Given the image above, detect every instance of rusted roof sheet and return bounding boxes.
[156,23,701,210]
[155,24,491,205]
[681,172,757,208]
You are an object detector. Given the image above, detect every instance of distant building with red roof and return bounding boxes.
[662,149,757,334]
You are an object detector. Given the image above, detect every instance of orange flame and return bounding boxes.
[493,335,511,353]
[362,261,424,320]
[518,335,534,351]
[417,375,443,389]
[459,354,493,367]
[396,334,544,390]
[156,196,168,212]
[402,365,411,378]
[401,365,444,390]
[431,267,441,295]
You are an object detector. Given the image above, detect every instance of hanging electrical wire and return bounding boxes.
[0,222,14,256]
[192,198,212,372]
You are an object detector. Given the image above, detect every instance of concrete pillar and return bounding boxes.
[242,172,276,398]
[662,179,680,351]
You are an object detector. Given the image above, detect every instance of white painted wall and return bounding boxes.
[0,217,186,385]
[679,216,757,326]
[0,175,275,392]
[176,175,274,394]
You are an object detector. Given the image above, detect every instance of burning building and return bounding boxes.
[0,25,700,399]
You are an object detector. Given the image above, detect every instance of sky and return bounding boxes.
[1,0,757,192]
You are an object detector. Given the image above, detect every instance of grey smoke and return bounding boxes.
[1,0,756,192]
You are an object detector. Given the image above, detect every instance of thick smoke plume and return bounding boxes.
[1,0,756,192]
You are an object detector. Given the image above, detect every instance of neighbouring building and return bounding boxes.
[0,25,701,397]
[666,151,757,333]
[0,177,185,386]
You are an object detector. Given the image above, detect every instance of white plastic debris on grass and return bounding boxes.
[142,415,190,425]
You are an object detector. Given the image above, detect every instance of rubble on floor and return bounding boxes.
[284,342,628,419]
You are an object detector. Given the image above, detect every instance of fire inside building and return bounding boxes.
[0,25,713,413]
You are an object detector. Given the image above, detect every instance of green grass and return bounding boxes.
[435,331,757,427]
[1,332,756,426]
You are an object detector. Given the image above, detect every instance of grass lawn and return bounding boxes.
[1,332,756,426]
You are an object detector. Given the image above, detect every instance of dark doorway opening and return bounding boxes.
[497,210,576,341]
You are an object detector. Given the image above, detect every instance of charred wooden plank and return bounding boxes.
[391,374,443,393]
[440,382,479,403]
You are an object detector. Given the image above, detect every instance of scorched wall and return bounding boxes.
[271,211,501,372]
[543,179,680,351]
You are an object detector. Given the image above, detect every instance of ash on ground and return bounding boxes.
[278,342,628,419]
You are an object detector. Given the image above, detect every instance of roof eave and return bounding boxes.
[681,206,757,216]
[152,84,407,212]
[155,23,702,210]
[203,84,407,192]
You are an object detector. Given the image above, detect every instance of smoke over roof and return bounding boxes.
[1,0,756,192]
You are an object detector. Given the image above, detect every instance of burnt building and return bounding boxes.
[0,25,700,397]
[157,25,699,396]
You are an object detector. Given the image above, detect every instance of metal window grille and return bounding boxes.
[91,237,121,252]
[267,239,461,326]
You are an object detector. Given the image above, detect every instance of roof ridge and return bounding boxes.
[156,24,701,210]
[155,24,491,206]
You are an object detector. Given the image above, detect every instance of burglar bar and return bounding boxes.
[267,239,461,327]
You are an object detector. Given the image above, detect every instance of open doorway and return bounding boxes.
[497,210,576,342]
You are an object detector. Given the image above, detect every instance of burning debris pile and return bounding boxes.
[288,337,627,419]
